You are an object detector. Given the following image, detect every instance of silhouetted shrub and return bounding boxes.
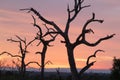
[110,57,120,80]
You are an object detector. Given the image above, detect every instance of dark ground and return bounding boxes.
[0,70,110,80]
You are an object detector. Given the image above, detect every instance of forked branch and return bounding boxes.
[77,13,103,41]
[65,0,90,34]
[32,15,58,46]
[74,13,115,47]
[82,13,103,35]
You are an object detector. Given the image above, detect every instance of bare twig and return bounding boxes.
[44,60,53,66]
[26,61,41,67]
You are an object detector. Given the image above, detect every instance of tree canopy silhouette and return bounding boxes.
[32,15,57,80]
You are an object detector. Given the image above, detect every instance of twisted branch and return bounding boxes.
[79,61,95,75]
[73,13,115,47]
[83,34,115,46]
[32,15,58,46]
[0,51,22,58]
[20,8,63,36]
[86,49,104,65]
[79,50,104,75]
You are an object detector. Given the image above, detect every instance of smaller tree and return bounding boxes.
[110,57,120,80]
[0,35,39,79]
[32,15,57,80]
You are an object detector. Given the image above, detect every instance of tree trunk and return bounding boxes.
[40,44,47,80]
[20,55,26,80]
[66,46,79,80]
[41,53,45,80]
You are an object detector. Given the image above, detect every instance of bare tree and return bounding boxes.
[32,15,56,80]
[0,36,39,79]
[21,0,115,80]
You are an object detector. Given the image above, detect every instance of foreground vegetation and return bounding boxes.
[0,70,110,80]
[0,57,119,80]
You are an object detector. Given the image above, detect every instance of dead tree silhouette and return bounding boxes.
[0,35,40,80]
[32,15,56,80]
[21,0,115,80]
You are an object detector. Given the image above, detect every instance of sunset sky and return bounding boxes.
[0,0,120,70]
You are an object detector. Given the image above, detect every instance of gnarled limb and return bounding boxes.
[83,34,115,46]
[20,8,64,36]
[75,28,94,43]
[75,13,103,44]
[86,50,104,65]
[32,15,58,46]
[0,51,22,58]
[72,13,112,48]
[79,61,95,75]
[79,50,104,76]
